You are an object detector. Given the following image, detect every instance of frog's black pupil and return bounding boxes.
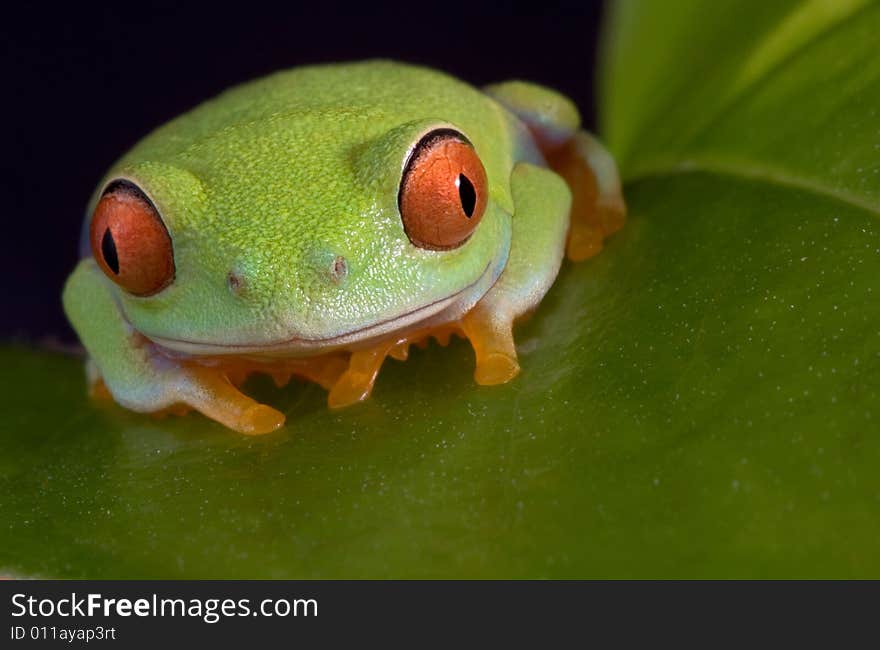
[458,173,476,218]
[102,228,120,275]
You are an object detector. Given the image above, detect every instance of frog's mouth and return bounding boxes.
[142,259,499,357]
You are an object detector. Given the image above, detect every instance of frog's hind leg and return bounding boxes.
[547,132,626,261]
[484,80,626,262]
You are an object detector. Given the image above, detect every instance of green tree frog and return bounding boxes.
[63,60,625,434]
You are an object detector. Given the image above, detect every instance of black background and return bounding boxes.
[2,2,604,342]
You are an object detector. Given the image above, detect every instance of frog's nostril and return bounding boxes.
[227,270,247,296]
[330,255,348,284]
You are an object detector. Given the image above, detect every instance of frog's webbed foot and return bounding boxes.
[326,324,468,408]
[288,355,350,390]
[221,354,349,392]
[160,354,353,432]
[547,131,626,262]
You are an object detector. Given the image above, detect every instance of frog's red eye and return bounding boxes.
[398,129,488,250]
[89,181,175,296]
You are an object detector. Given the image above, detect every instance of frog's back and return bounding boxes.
[123,60,497,162]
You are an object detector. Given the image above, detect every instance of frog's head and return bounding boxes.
[85,62,526,355]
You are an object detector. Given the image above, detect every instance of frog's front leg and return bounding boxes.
[62,259,285,434]
[460,162,572,385]
[485,80,626,261]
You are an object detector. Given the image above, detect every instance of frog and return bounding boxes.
[62,60,625,435]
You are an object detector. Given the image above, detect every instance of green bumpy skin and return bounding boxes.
[62,60,625,434]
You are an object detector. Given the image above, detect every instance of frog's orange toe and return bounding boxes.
[238,404,286,435]
[564,195,626,261]
[327,344,395,409]
[566,225,605,262]
[599,196,627,236]
[474,353,520,386]
[327,372,375,409]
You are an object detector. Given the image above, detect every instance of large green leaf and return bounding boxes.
[3,0,880,577]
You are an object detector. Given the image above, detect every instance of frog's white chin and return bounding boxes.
[143,259,500,359]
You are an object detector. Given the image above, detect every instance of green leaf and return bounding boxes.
[4,0,880,577]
